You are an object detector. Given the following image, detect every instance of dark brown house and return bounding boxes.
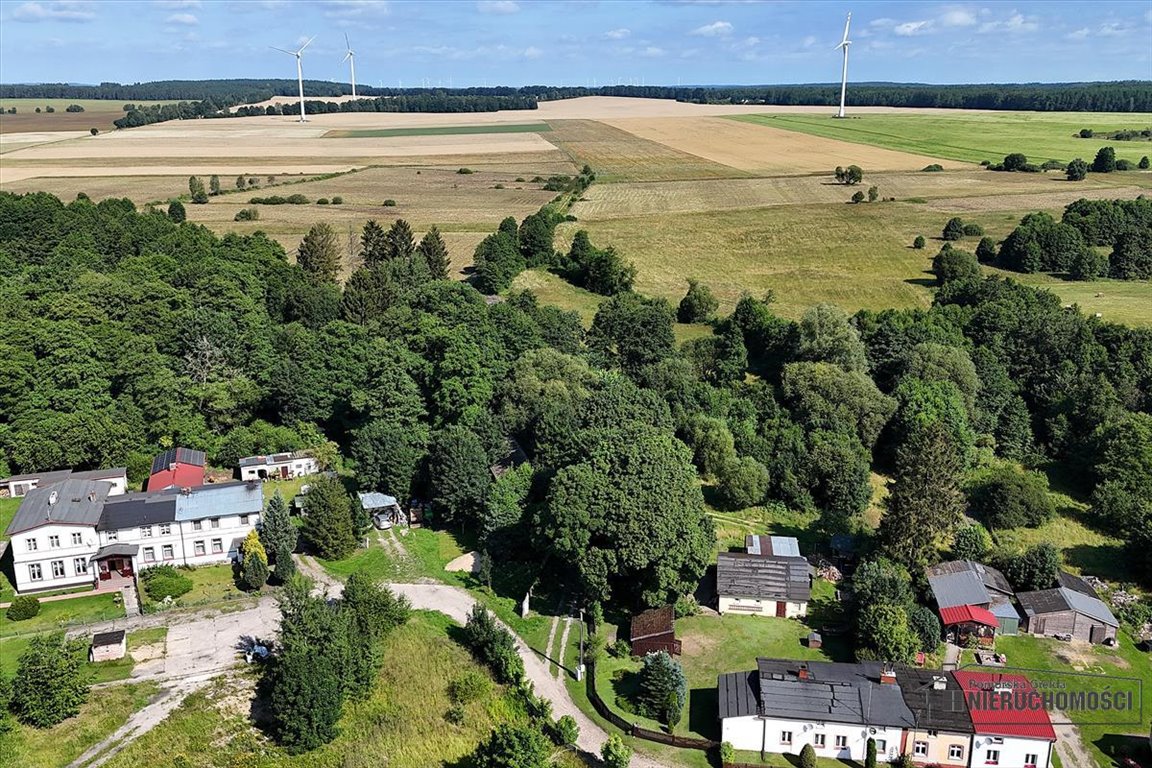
[630,605,681,656]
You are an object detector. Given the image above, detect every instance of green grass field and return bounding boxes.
[731,113,1152,166]
[98,611,584,768]
[0,98,177,113]
[324,123,551,138]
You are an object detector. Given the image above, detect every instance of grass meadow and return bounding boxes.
[0,99,179,134]
[97,611,585,768]
[731,112,1152,166]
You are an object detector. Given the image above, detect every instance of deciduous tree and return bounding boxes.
[11,634,90,728]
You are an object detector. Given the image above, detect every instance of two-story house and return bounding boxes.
[6,479,112,593]
[952,671,1056,768]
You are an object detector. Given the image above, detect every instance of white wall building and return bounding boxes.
[952,672,1056,768]
[1,467,127,499]
[5,478,263,595]
[238,451,319,482]
[716,535,812,618]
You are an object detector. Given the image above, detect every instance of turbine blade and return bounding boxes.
[345,32,351,50]
[298,35,315,54]
[342,52,351,63]
[842,12,852,42]
[271,46,295,55]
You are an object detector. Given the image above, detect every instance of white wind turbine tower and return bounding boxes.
[271,36,315,123]
[342,33,357,98]
[835,12,852,118]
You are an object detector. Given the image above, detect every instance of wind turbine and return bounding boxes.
[272,36,315,123]
[835,12,851,118]
[342,33,357,98]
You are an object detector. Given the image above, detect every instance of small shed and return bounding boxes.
[1018,586,1118,644]
[940,604,999,647]
[90,630,126,662]
[630,605,681,656]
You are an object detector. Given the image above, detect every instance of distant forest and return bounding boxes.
[3,79,1150,113]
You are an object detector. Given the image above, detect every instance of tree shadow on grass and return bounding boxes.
[904,277,937,288]
[1063,543,1129,582]
[688,686,720,740]
[1093,734,1152,766]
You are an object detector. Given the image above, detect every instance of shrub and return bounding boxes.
[601,735,632,768]
[515,177,525,182]
[448,669,491,705]
[1079,128,1094,138]
[65,104,84,113]
[1140,156,1149,169]
[968,465,1056,529]
[851,190,865,203]
[637,651,687,725]
[913,235,926,249]
[140,565,193,601]
[493,184,505,189]
[382,199,397,207]
[331,195,344,204]
[721,742,736,764]
[444,702,466,724]
[952,523,992,561]
[1066,158,1089,181]
[677,279,719,323]
[610,639,631,658]
[980,159,991,166]
[456,167,474,174]
[868,185,879,202]
[801,743,818,768]
[89,128,99,136]
[167,200,186,223]
[921,164,944,172]
[1116,159,1134,171]
[462,604,524,685]
[6,595,40,621]
[975,236,997,262]
[942,217,966,241]
[317,198,330,205]
[1040,159,1065,171]
[962,222,985,237]
[674,594,700,618]
[1002,153,1029,172]
[1092,146,1117,173]
[233,207,260,221]
[553,714,579,747]
[248,195,309,205]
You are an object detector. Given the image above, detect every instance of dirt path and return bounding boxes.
[555,617,573,679]
[1051,712,1093,768]
[543,616,560,675]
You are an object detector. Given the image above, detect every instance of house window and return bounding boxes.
[1024,755,1037,768]
[914,742,929,758]
[240,514,250,525]
[143,547,155,562]
[51,560,66,578]
[194,540,205,556]
[814,735,826,748]
[876,741,887,753]
[48,535,60,548]
[72,532,83,545]
[836,736,848,749]
[780,731,793,745]
[928,731,939,737]
[74,558,89,575]
[29,563,43,581]
[949,746,965,761]
[141,526,152,538]
[193,520,203,531]
[159,523,171,535]
[211,538,223,554]
[26,537,37,552]
[211,518,220,529]
[162,545,174,560]
[106,530,118,542]
[985,750,1000,765]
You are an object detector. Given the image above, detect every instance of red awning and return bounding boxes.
[940,604,999,628]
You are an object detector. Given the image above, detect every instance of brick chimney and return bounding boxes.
[798,663,809,681]
[880,667,897,686]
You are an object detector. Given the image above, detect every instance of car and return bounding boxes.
[372,513,393,530]
[1053,632,1073,642]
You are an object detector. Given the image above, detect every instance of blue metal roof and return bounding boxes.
[173,482,263,521]
[358,492,398,510]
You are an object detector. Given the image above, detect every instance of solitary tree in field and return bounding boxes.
[836,165,864,185]
[1066,158,1089,181]
[913,235,926,249]
[236,174,247,191]
[209,175,221,196]
[851,190,865,204]
[868,185,879,202]
[1003,153,1029,172]
[1140,156,1150,169]
[1092,146,1117,173]
[942,217,966,241]
[417,225,451,279]
[297,222,341,283]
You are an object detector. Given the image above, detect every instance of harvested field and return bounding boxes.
[0,98,179,134]
[325,123,550,138]
[921,183,1152,213]
[543,119,752,182]
[605,116,969,175]
[571,170,1144,220]
[733,112,1152,166]
[1,174,193,204]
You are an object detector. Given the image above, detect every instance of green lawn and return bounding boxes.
[991,501,1129,582]
[1,592,124,638]
[0,681,160,768]
[98,611,583,768]
[138,563,254,612]
[731,113,1152,166]
[324,123,551,139]
[981,633,1152,768]
[0,497,19,541]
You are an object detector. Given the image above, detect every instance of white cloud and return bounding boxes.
[153,0,200,8]
[1097,22,1125,37]
[938,7,976,27]
[1066,27,1090,40]
[522,46,542,59]
[690,20,733,36]
[801,35,815,48]
[604,27,630,40]
[166,12,198,25]
[640,46,666,57]
[978,12,1038,33]
[894,20,933,36]
[11,1,95,22]
[870,18,896,28]
[477,0,519,13]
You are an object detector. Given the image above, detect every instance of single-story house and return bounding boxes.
[719,659,915,759]
[630,605,681,656]
[238,451,319,481]
[895,668,974,767]
[927,560,1020,636]
[716,535,812,618]
[1017,583,1118,644]
[146,447,206,491]
[90,630,127,662]
[952,671,1056,768]
[940,604,999,647]
[0,467,127,499]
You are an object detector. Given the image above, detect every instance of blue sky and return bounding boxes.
[1,1,1150,87]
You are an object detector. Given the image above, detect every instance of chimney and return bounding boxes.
[48,490,58,506]
[88,492,96,502]
[880,667,897,686]
[797,663,809,681]
[932,675,948,691]
[181,487,191,495]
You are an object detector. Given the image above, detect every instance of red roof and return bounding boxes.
[952,671,1057,741]
[146,463,205,492]
[939,604,999,628]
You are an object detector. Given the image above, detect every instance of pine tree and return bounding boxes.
[297,222,341,283]
[260,490,298,558]
[360,220,388,268]
[275,543,297,582]
[209,175,221,196]
[800,744,817,768]
[241,529,269,591]
[384,219,416,261]
[167,200,186,223]
[417,225,451,279]
[301,476,357,560]
[866,737,878,768]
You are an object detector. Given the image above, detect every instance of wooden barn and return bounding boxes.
[629,605,681,656]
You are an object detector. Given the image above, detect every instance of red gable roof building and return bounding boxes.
[952,671,1056,768]
[146,448,206,491]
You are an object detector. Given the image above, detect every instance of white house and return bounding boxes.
[716,535,812,618]
[5,478,263,595]
[952,671,1056,768]
[238,451,319,482]
[718,660,915,759]
[1,467,127,499]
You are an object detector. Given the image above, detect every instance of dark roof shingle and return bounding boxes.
[6,479,111,535]
[717,552,811,602]
[630,606,675,642]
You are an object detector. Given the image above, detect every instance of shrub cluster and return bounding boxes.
[140,564,193,601]
[248,194,309,205]
[6,595,41,621]
[461,604,524,685]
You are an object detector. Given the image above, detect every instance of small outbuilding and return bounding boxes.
[630,605,681,656]
[1017,585,1118,644]
[940,604,998,647]
[90,630,126,662]
[359,492,404,529]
